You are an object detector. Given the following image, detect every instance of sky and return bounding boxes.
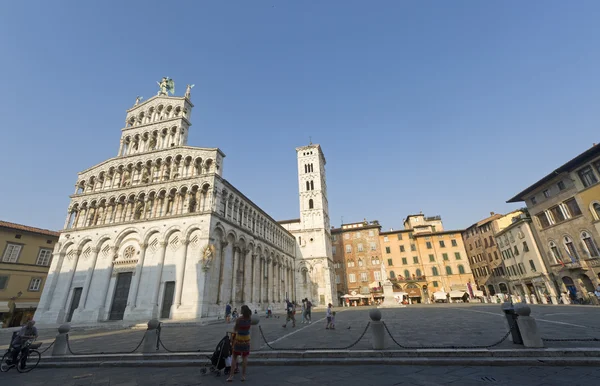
[0,1,599,232]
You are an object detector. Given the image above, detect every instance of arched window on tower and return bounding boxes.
[309,199,314,209]
[304,164,308,173]
[310,163,314,172]
[306,181,310,191]
[310,181,314,190]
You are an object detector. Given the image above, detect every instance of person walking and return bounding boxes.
[282,299,296,328]
[227,305,252,382]
[325,303,333,329]
[305,298,312,324]
[300,299,307,324]
[225,303,232,323]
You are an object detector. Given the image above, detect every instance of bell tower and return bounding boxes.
[294,144,335,305]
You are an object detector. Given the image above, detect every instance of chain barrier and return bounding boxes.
[65,333,145,355]
[37,341,54,355]
[155,323,212,353]
[542,337,600,342]
[382,320,518,350]
[258,322,371,351]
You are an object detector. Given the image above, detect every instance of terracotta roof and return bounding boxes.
[0,220,60,237]
[507,143,600,203]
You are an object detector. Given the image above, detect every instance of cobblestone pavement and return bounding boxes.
[2,364,600,385]
[1,304,599,354]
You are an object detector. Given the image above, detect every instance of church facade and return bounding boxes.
[35,81,334,324]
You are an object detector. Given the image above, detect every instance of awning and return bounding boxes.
[0,301,9,313]
[449,290,467,298]
[14,302,38,310]
[393,292,408,298]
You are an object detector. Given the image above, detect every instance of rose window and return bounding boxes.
[123,246,136,259]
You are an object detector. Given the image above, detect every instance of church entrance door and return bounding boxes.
[160,281,175,319]
[109,272,132,320]
[67,287,83,322]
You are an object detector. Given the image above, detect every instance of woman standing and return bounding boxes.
[227,305,252,382]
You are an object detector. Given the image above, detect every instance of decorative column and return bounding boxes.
[39,251,66,311]
[127,243,148,309]
[79,247,100,309]
[240,249,250,303]
[174,240,190,307]
[216,241,228,304]
[250,254,257,303]
[151,242,168,316]
[266,258,272,303]
[60,249,82,313]
[231,247,240,304]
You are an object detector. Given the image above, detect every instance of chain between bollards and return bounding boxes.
[382,319,519,350]
[65,333,146,355]
[37,341,54,355]
[258,322,371,351]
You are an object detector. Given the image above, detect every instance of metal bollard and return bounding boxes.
[51,324,71,356]
[143,319,161,353]
[250,315,261,351]
[501,302,523,345]
[369,309,386,350]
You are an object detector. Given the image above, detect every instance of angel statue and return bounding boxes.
[157,77,175,96]
[201,244,216,272]
[135,96,143,105]
[185,84,195,98]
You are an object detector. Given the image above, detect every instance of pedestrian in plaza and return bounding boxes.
[305,298,312,324]
[300,299,307,324]
[225,303,232,323]
[232,308,239,321]
[325,303,333,329]
[282,299,296,328]
[227,305,252,382]
[594,285,600,304]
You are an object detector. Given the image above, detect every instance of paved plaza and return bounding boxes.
[2,364,600,385]
[2,304,600,355]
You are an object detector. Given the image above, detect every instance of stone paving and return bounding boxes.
[2,304,600,355]
[2,364,600,385]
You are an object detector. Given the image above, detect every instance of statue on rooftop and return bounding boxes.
[157,77,175,96]
[185,84,195,99]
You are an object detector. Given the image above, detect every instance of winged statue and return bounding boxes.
[157,77,175,96]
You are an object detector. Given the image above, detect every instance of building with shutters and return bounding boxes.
[381,214,475,303]
[507,143,600,302]
[1,221,59,327]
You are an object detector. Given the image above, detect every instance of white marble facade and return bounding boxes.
[35,85,307,324]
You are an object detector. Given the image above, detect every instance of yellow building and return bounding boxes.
[379,214,475,302]
[0,221,59,328]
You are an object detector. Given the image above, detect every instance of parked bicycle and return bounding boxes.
[1,339,42,373]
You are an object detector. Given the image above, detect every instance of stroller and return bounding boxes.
[201,332,233,377]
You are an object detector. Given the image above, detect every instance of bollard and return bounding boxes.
[514,303,543,348]
[501,302,523,345]
[369,309,386,350]
[250,314,261,351]
[51,324,71,356]
[143,319,161,353]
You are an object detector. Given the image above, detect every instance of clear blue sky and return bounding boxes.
[1,1,599,232]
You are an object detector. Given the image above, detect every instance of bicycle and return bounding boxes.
[0,340,42,373]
